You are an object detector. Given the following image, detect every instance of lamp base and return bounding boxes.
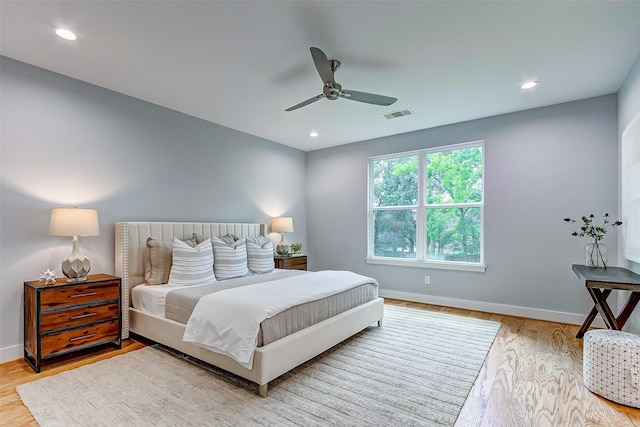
[62,256,91,281]
[276,232,290,256]
[276,243,290,256]
[65,276,88,283]
[62,237,91,282]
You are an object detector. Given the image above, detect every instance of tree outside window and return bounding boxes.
[369,142,483,266]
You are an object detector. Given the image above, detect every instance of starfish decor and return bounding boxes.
[38,268,58,285]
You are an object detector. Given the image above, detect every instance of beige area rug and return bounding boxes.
[17,306,501,426]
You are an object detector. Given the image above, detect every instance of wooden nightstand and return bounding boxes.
[274,254,307,271]
[24,274,122,372]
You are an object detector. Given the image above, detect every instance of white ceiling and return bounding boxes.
[2,1,640,152]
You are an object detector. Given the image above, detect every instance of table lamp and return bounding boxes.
[271,217,293,255]
[49,207,100,281]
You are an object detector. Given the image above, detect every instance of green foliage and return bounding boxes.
[372,146,483,261]
[373,156,418,207]
[425,147,482,260]
[373,156,418,256]
[426,147,483,204]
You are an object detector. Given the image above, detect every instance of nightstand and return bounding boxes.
[274,254,307,271]
[24,274,122,372]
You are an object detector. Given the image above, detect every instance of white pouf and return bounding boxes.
[583,330,640,408]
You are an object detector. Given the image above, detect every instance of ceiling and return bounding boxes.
[2,1,640,152]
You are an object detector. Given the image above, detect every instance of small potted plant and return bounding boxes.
[564,213,622,268]
[290,243,303,254]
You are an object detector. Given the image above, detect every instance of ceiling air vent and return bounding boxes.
[383,109,413,120]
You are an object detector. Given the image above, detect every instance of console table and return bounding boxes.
[572,264,640,338]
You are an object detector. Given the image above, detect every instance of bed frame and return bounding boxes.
[115,221,384,397]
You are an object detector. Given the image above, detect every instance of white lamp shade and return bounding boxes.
[271,217,293,233]
[49,208,100,237]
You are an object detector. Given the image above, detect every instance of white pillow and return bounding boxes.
[168,237,216,287]
[211,236,249,280]
[246,236,275,274]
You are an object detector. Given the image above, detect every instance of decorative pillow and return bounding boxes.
[246,236,275,274]
[167,238,216,287]
[211,236,249,280]
[144,236,197,285]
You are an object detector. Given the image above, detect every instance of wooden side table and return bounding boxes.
[274,254,307,271]
[24,274,122,372]
[572,264,640,338]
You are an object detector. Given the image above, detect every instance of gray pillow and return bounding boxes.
[144,236,197,285]
[211,236,249,280]
[246,236,275,274]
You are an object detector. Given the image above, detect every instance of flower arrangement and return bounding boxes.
[564,213,622,268]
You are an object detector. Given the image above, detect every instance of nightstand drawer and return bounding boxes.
[40,281,119,309]
[41,320,120,357]
[274,255,307,270]
[40,301,120,333]
[285,257,307,269]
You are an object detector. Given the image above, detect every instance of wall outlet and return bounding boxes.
[424,276,430,285]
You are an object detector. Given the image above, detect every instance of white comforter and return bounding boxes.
[183,270,377,368]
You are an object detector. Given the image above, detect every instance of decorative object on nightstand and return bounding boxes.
[564,213,622,268]
[49,207,100,281]
[23,274,122,372]
[290,243,303,254]
[274,254,307,271]
[271,216,293,256]
[38,268,58,285]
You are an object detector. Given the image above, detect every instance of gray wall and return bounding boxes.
[618,53,640,333]
[0,57,307,352]
[307,95,619,318]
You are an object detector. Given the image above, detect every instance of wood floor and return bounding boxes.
[1,300,638,426]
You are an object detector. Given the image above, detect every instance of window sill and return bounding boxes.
[365,257,487,272]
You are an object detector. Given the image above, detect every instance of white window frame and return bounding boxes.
[366,141,486,272]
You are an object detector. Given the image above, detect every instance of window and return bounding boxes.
[367,141,484,271]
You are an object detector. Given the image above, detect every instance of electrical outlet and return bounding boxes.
[424,276,430,285]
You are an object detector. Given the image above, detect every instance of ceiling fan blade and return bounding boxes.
[285,94,325,112]
[340,90,397,106]
[310,47,335,85]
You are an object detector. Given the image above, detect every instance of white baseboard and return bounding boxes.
[1,344,23,364]
[379,289,607,328]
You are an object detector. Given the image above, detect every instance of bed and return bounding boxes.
[115,221,384,397]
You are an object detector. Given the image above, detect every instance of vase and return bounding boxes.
[585,242,607,268]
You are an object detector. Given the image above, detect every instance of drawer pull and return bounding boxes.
[69,333,97,342]
[69,312,97,320]
[69,292,97,298]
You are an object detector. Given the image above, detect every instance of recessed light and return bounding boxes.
[309,131,319,137]
[54,27,77,41]
[520,81,539,90]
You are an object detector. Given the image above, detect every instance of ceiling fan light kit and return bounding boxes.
[285,47,397,112]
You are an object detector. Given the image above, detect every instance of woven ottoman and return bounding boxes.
[583,330,640,408]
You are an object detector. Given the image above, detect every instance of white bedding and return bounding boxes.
[183,270,378,368]
[131,283,207,318]
[131,269,285,318]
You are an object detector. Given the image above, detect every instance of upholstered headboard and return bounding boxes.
[115,221,267,338]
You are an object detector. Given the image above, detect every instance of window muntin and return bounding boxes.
[369,142,484,267]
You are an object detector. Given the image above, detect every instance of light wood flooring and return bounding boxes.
[1,300,638,426]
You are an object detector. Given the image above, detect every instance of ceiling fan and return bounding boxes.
[285,47,398,112]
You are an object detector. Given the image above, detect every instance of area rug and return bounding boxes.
[17,306,501,426]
